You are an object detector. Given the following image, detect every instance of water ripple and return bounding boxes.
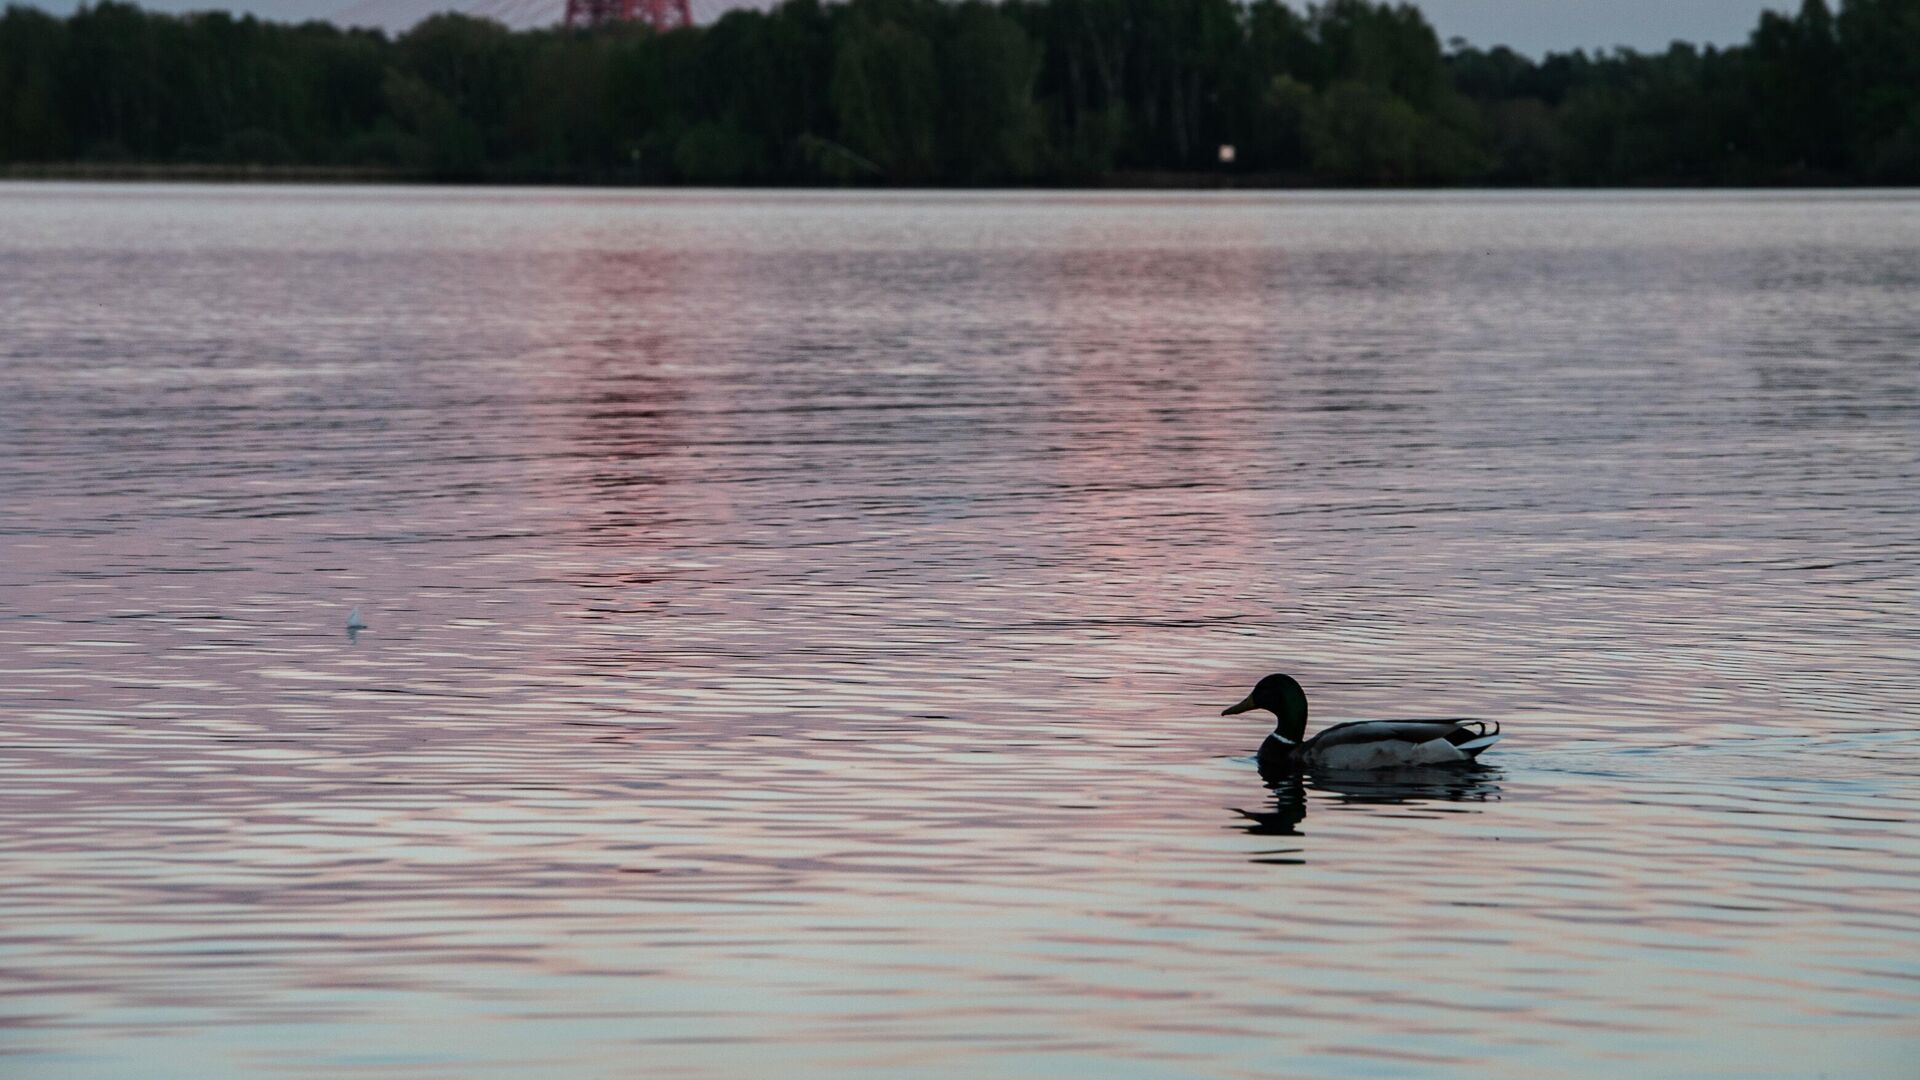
[2,186,1917,1078]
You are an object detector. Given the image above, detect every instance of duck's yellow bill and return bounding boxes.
[1221,694,1258,716]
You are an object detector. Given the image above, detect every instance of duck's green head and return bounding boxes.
[1222,672,1310,742]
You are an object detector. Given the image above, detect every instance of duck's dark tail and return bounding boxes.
[1448,720,1502,756]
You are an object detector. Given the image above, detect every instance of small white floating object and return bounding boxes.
[346,607,367,630]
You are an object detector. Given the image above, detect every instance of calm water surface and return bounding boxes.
[2,185,1917,1078]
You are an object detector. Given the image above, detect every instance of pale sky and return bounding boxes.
[26,0,1796,56]
[1415,0,1793,55]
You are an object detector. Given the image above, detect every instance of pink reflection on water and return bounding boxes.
[1,186,1917,1076]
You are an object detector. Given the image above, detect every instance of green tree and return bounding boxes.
[942,2,1044,180]
[0,6,71,160]
[1838,0,1920,181]
[831,14,938,181]
[1307,79,1419,181]
[382,67,483,174]
[2,0,1917,187]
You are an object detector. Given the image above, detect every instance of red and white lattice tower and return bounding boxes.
[564,0,691,30]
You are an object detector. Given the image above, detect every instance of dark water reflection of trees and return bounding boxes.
[1234,765,1504,852]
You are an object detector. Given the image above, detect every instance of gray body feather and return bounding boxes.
[1262,718,1502,772]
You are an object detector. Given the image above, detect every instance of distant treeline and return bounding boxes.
[2,0,1917,185]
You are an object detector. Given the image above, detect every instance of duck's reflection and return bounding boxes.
[1234,764,1505,842]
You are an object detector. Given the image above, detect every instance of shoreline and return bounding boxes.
[1,162,1881,191]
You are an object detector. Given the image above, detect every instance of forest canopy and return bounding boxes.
[2,0,1917,185]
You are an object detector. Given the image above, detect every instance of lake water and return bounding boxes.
[2,185,1917,1078]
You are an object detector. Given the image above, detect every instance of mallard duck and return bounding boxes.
[1222,673,1501,773]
